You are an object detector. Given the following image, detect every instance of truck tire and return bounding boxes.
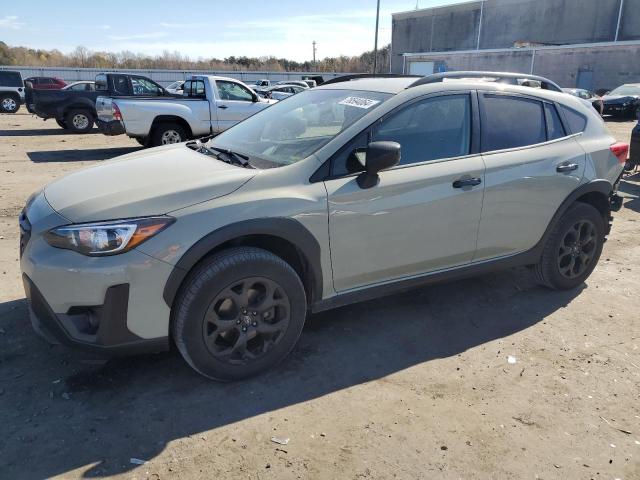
[151,122,187,147]
[55,118,68,129]
[135,137,149,147]
[535,202,605,290]
[65,109,94,133]
[172,247,307,381]
[0,94,20,113]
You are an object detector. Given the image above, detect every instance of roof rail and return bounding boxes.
[408,71,563,92]
[322,73,421,85]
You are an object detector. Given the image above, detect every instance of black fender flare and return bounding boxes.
[162,217,323,308]
[59,99,97,119]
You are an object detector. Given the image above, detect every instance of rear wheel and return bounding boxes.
[65,109,94,133]
[173,247,307,381]
[151,122,186,147]
[535,203,605,290]
[0,94,19,113]
[135,136,149,147]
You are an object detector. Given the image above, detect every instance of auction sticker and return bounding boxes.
[338,96,381,109]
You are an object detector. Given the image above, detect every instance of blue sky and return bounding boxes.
[0,0,460,61]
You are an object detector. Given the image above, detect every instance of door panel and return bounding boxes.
[326,155,485,292]
[474,137,585,261]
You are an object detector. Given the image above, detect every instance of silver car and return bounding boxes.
[20,72,626,380]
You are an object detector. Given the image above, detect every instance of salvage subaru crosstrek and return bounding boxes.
[20,72,627,380]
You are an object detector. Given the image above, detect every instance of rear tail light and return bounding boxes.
[610,142,629,163]
[112,102,122,121]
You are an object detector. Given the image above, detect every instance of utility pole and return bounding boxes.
[312,41,317,66]
[373,0,381,73]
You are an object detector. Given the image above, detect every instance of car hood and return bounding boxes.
[44,144,257,223]
[602,95,639,104]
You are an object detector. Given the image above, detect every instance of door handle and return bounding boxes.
[218,105,228,109]
[556,163,579,173]
[452,177,482,188]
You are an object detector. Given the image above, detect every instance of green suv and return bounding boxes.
[20,73,626,380]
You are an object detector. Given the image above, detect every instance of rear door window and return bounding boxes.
[481,95,546,151]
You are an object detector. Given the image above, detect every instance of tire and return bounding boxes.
[535,202,605,290]
[173,247,307,381]
[55,118,68,129]
[64,109,94,133]
[135,136,149,147]
[151,122,186,147]
[0,94,20,113]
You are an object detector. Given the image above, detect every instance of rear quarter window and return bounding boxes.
[0,71,23,87]
[559,105,587,134]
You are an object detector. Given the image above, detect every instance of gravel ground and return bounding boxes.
[0,112,639,480]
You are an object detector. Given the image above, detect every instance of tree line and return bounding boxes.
[0,42,390,73]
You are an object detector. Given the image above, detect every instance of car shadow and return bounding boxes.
[618,175,640,212]
[0,268,585,479]
[27,147,141,163]
[0,128,100,136]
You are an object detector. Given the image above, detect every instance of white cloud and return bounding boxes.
[0,15,25,30]
[107,32,167,41]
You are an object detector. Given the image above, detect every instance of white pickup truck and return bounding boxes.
[96,75,276,147]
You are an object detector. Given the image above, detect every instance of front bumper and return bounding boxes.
[603,104,636,116]
[20,192,173,355]
[96,118,126,136]
[23,275,168,355]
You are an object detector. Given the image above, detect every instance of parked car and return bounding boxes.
[261,84,307,100]
[602,84,640,118]
[20,72,626,381]
[252,79,271,89]
[302,75,324,86]
[275,80,310,89]
[26,73,166,134]
[0,70,25,113]
[627,117,640,172]
[563,88,603,115]
[62,81,95,92]
[96,75,275,147]
[166,80,185,94]
[24,76,67,90]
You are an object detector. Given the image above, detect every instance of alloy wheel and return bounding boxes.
[72,113,89,130]
[202,277,291,365]
[557,220,597,279]
[2,98,17,112]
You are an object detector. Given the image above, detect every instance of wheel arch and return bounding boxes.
[150,115,194,139]
[60,99,96,118]
[162,218,323,310]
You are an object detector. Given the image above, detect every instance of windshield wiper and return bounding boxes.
[189,140,255,168]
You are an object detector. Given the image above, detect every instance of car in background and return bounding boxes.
[97,75,275,146]
[563,88,603,115]
[275,80,310,89]
[302,75,324,86]
[24,76,67,90]
[62,81,95,92]
[166,80,185,94]
[260,84,307,100]
[602,84,640,118]
[0,70,25,113]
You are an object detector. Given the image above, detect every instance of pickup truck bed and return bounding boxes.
[26,88,100,133]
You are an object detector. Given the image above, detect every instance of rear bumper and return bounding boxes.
[603,104,636,116]
[96,118,126,136]
[23,274,169,356]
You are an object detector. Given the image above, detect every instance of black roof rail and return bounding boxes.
[408,71,563,92]
[322,73,421,85]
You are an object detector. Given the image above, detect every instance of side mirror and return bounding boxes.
[356,141,401,189]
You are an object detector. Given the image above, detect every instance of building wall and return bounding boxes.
[391,0,640,76]
[402,43,640,90]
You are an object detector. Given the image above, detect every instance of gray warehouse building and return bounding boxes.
[390,0,640,91]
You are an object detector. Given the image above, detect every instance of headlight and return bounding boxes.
[44,217,174,256]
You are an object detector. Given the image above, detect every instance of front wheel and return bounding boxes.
[55,118,68,129]
[172,247,307,381]
[535,203,605,290]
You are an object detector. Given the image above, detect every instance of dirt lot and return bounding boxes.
[0,112,639,480]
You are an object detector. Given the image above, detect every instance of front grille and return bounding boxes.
[19,209,31,258]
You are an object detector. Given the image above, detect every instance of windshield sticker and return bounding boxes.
[338,96,381,109]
